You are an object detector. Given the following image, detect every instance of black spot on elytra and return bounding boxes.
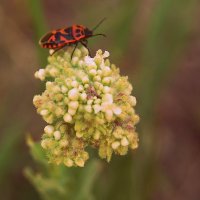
[54,29,74,42]
[64,27,72,35]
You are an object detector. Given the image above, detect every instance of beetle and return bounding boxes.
[39,18,106,58]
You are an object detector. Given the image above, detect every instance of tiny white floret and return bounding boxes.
[113,107,122,115]
[54,131,61,140]
[44,125,54,136]
[87,99,93,105]
[102,94,113,104]
[111,141,120,149]
[76,132,83,138]
[103,86,111,93]
[71,80,79,88]
[40,109,49,116]
[49,49,54,55]
[61,86,68,93]
[68,108,77,116]
[105,110,113,121]
[121,137,129,146]
[102,66,111,76]
[63,113,72,123]
[102,77,111,85]
[78,85,84,92]
[71,56,79,65]
[93,130,101,140]
[89,69,97,76]
[64,158,73,167]
[81,76,89,84]
[84,56,96,67]
[68,88,79,100]
[49,68,59,77]
[93,104,102,114]
[68,101,79,110]
[103,51,110,58]
[85,105,92,113]
[80,92,87,101]
[130,96,137,106]
[35,69,45,80]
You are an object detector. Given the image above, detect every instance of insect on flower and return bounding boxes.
[39,18,106,59]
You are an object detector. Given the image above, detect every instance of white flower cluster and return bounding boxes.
[33,46,139,167]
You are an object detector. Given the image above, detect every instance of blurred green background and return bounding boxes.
[0,0,200,199]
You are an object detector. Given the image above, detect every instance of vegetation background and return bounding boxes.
[0,0,200,199]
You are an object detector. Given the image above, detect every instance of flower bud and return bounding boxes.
[68,88,79,100]
[93,104,101,114]
[40,109,49,116]
[75,158,85,167]
[89,69,97,76]
[105,110,113,121]
[63,113,72,123]
[71,80,79,88]
[68,101,79,110]
[35,69,45,80]
[54,131,61,140]
[68,108,77,116]
[80,92,87,101]
[130,96,137,106]
[64,158,74,167]
[93,130,101,140]
[111,141,120,150]
[81,76,89,84]
[44,125,54,136]
[61,86,68,93]
[85,105,92,113]
[60,139,69,148]
[113,107,122,115]
[121,137,129,146]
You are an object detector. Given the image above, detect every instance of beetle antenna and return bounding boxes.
[92,18,106,32]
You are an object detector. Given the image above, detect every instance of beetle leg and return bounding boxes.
[80,40,91,57]
[71,43,78,60]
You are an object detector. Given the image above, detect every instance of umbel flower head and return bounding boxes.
[33,46,139,167]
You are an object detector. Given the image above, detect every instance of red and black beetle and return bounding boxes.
[39,18,106,58]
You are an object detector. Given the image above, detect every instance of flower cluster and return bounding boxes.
[33,46,139,167]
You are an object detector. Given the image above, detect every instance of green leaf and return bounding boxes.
[25,139,101,200]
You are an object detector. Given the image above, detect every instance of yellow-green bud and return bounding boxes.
[111,141,120,150]
[40,109,49,116]
[44,125,54,136]
[68,101,79,110]
[85,105,92,113]
[54,131,61,140]
[63,113,72,123]
[121,137,129,146]
[81,76,89,84]
[64,158,74,167]
[68,108,76,116]
[60,139,69,148]
[75,158,85,167]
